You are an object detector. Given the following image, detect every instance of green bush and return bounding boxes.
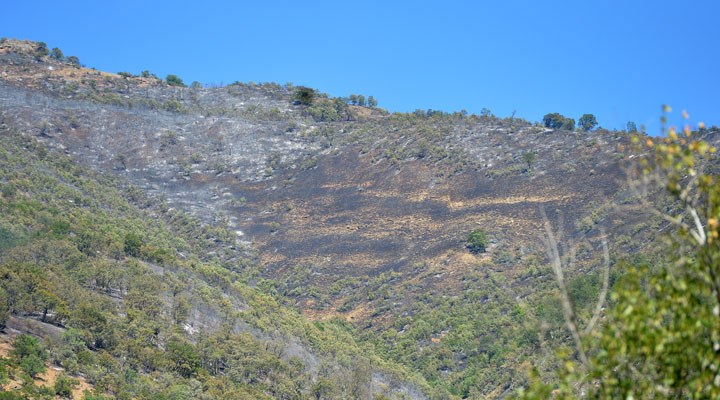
[35,42,49,58]
[542,113,575,130]
[518,128,720,398]
[166,74,186,87]
[466,229,488,254]
[293,86,316,106]
[123,232,142,257]
[54,373,78,397]
[66,56,80,67]
[12,334,47,378]
[50,47,65,61]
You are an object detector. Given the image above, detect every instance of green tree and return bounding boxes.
[12,334,48,378]
[166,74,186,87]
[626,121,638,132]
[357,95,366,107]
[0,287,9,330]
[517,125,720,398]
[123,232,142,257]
[367,96,378,108]
[35,42,49,58]
[466,229,488,254]
[54,373,78,397]
[542,113,575,130]
[66,56,80,67]
[49,47,64,61]
[293,86,316,106]
[167,338,201,378]
[578,113,598,131]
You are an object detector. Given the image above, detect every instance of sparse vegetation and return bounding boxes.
[522,151,536,172]
[626,120,638,132]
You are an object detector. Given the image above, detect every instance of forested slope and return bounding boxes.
[0,128,427,399]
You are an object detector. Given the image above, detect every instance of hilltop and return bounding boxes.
[1,38,718,398]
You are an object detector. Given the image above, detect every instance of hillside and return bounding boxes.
[1,38,718,398]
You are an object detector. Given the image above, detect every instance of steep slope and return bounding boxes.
[3,38,713,397]
[0,108,427,396]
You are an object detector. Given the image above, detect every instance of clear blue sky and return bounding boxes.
[2,1,718,133]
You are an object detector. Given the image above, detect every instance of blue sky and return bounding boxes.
[2,1,718,133]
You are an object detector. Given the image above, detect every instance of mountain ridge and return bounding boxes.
[2,37,718,398]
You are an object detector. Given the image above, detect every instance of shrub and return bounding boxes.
[166,74,186,87]
[11,334,47,378]
[54,373,78,397]
[307,98,349,121]
[522,151,536,171]
[518,126,720,398]
[466,229,488,254]
[66,56,80,67]
[162,100,185,113]
[50,47,64,61]
[123,232,142,257]
[293,86,316,106]
[167,339,201,378]
[0,287,9,330]
[35,42,49,58]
